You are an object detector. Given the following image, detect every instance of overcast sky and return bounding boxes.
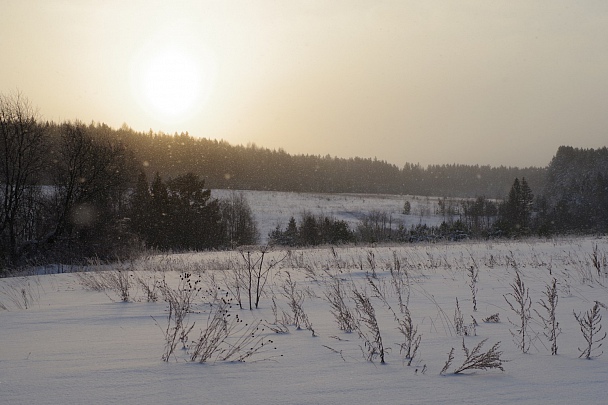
[2,1,607,167]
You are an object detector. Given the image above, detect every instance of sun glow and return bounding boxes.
[131,39,216,125]
[143,49,200,117]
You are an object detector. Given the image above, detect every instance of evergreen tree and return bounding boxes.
[268,215,354,247]
[166,173,221,250]
[299,214,320,246]
[330,219,355,244]
[148,172,170,249]
[520,177,534,231]
[498,177,534,236]
[284,217,299,246]
[130,170,151,238]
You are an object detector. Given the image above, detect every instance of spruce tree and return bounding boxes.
[166,173,221,250]
[130,170,152,239]
[519,177,534,232]
[285,217,298,246]
[500,177,534,236]
[149,172,170,249]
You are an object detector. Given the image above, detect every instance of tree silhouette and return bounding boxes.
[0,92,47,263]
[499,177,534,236]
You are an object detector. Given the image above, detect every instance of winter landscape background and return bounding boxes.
[3,2,608,402]
[210,189,445,244]
[2,191,608,404]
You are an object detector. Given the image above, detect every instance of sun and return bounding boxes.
[143,49,201,118]
[131,42,216,125]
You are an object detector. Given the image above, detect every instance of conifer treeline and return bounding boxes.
[106,124,546,198]
[2,92,606,271]
[540,146,608,233]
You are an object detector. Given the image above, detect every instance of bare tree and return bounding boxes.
[50,122,131,242]
[219,191,259,248]
[0,92,47,264]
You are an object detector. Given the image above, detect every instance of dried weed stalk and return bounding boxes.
[534,278,561,355]
[156,272,202,361]
[324,277,358,333]
[574,302,607,359]
[367,275,421,365]
[504,272,532,353]
[441,338,504,374]
[467,265,479,312]
[352,287,385,364]
[281,272,315,336]
[189,297,277,363]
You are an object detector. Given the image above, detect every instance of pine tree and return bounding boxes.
[299,214,320,246]
[499,177,534,236]
[166,173,221,250]
[502,178,521,235]
[519,177,534,232]
[130,170,152,239]
[149,172,170,249]
[285,217,299,246]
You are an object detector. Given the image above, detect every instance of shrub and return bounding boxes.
[189,296,276,363]
[156,274,201,361]
[100,269,132,303]
[238,246,287,310]
[76,266,133,302]
[0,276,41,310]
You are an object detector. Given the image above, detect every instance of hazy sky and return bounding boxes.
[2,1,607,167]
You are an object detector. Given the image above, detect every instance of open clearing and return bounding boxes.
[2,237,608,404]
[210,189,446,243]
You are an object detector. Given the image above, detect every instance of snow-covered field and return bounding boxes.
[2,237,608,404]
[211,189,446,242]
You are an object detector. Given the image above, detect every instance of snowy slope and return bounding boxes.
[211,190,446,243]
[2,237,608,404]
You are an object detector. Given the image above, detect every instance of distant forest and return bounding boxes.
[93,124,546,198]
[1,92,606,269]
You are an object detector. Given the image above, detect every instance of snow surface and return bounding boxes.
[210,190,445,243]
[2,237,608,404]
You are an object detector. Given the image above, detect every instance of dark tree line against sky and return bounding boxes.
[111,125,546,198]
[1,93,606,270]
